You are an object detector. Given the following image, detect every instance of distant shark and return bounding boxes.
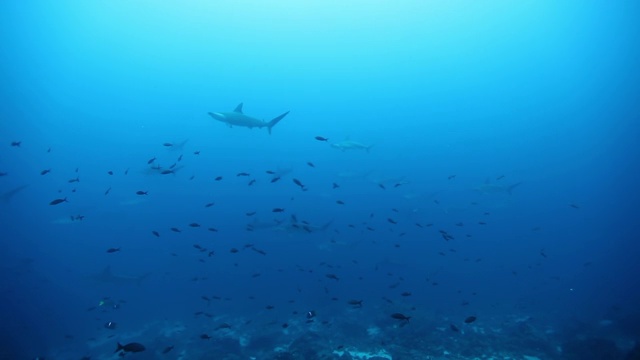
[275,215,333,234]
[208,103,289,134]
[474,180,522,195]
[246,218,285,231]
[331,138,374,152]
[0,184,28,203]
[89,266,150,286]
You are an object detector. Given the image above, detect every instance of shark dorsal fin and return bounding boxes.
[234,103,244,114]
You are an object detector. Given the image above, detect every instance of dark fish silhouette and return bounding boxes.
[162,345,174,354]
[315,136,329,142]
[106,248,121,253]
[464,316,477,324]
[136,191,148,195]
[152,231,160,237]
[391,313,410,322]
[49,198,68,205]
[115,342,145,353]
[40,169,51,175]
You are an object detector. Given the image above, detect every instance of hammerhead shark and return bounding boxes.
[89,266,150,286]
[331,138,374,152]
[0,185,28,203]
[208,103,289,134]
[275,215,333,234]
[475,180,522,195]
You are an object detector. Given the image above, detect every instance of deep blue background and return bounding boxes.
[1,1,639,358]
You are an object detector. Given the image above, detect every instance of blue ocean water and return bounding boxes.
[1,1,639,359]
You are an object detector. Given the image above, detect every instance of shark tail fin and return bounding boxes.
[136,272,151,286]
[366,144,374,153]
[507,182,522,195]
[267,111,289,134]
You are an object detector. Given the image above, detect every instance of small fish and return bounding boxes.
[307,162,315,168]
[272,208,285,213]
[170,227,181,233]
[230,248,239,253]
[106,247,121,253]
[177,154,183,162]
[248,179,256,186]
[464,316,477,324]
[214,176,223,181]
[207,227,218,232]
[326,274,339,281]
[391,313,411,322]
[271,176,280,183]
[348,300,363,307]
[569,203,580,209]
[315,136,329,142]
[199,334,211,340]
[10,141,21,147]
[136,191,148,195]
[237,172,250,177]
[496,175,505,180]
[387,218,397,224]
[151,231,160,237]
[147,157,156,164]
[0,172,7,176]
[189,222,201,227]
[245,211,256,216]
[204,202,215,208]
[40,169,51,175]
[194,150,200,155]
[336,200,345,205]
[332,183,340,189]
[448,175,456,180]
[450,324,460,332]
[292,178,305,189]
[160,169,174,175]
[400,292,412,297]
[104,187,112,195]
[163,142,173,147]
[107,171,113,175]
[68,177,80,183]
[162,345,174,354]
[215,323,231,330]
[49,198,68,206]
[124,168,129,175]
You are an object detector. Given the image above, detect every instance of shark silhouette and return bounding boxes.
[0,185,28,203]
[89,266,150,286]
[208,103,289,134]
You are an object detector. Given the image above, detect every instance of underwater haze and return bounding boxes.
[1,1,639,359]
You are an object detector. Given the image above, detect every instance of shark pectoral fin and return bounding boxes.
[267,111,289,134]
[234,103,244,113]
